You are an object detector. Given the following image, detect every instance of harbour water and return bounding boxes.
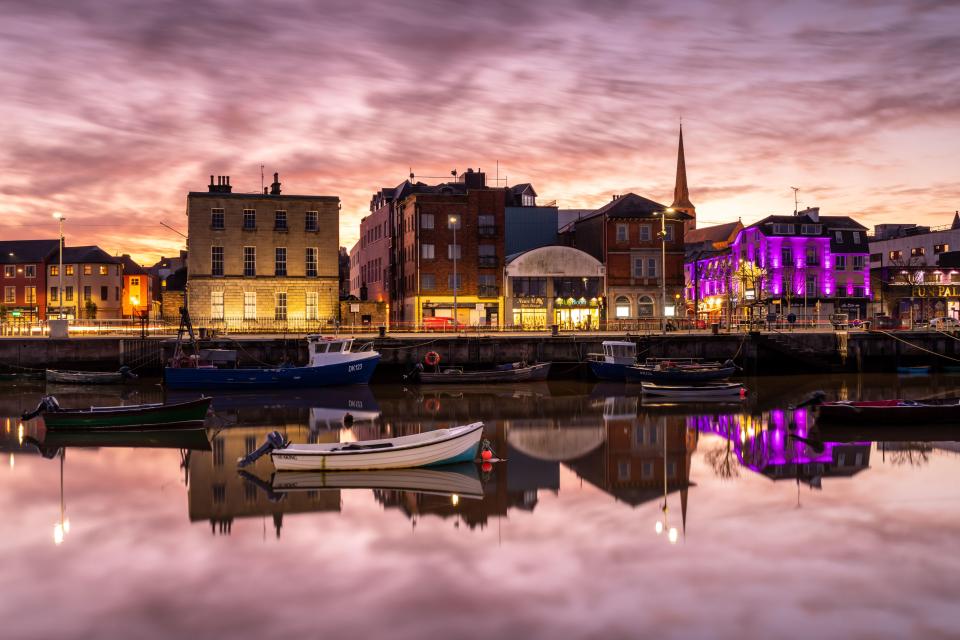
[2,374,959,639]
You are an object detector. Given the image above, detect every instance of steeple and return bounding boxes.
[952,211,960,230]
[671,124,696,232]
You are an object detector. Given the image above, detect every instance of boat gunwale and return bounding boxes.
[273,422,484,458]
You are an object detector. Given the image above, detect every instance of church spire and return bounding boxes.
[671,124,696,232]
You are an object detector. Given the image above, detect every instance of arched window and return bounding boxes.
[637,295,655,317]
[614,296,631,318]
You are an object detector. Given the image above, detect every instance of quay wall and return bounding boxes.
[0,332,954,378]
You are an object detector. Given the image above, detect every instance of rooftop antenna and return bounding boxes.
[260,164,265,193]
[790,187,800,215]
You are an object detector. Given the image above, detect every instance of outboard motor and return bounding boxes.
[21,396,61,421]
[119,365,138,380]
[723,359,738,370]
[402,362,424,381]
[237,430,287,467]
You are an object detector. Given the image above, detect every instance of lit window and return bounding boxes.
[615,296,631,318]
[275,292,287,320]
[305,291,318,320]
[243,292,256,319]
[211,291,224,320]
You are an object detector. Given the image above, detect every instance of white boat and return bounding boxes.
[640,381,746,401]
[242,422,485,471]
[271,464,484,499]
[46,367,136,385]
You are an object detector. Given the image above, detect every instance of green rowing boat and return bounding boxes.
[24,396,212,430]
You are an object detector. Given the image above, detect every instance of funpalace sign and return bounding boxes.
[910,285,960,298]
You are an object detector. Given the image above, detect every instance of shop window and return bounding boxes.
[935,244,949,254]
[911,247,925,257]
[889,250,902,261]
[614,296,631,318]
[637,295,655,317]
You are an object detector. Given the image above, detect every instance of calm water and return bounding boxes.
[2,375,960,639]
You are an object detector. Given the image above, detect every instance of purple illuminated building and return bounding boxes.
[728,207,871,320]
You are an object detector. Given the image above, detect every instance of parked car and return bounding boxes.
[423,316,461,332]
[929,317,959,330]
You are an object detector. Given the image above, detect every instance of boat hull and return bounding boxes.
[45,370,124,385]
[817,400,960,425]
[589,361,629,381]
[270,423,483,471]
[625,365,736,384]
[641,382,745,401]
[271,463,483,499]
[419,363,551,384]
[163,353,380,389]
[42,398,212,429]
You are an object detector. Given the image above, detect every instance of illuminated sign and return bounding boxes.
[910,285,960,298]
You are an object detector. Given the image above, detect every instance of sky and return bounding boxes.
[1,0,958,265]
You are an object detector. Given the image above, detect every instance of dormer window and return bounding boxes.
[801,224,821,235]
[773,223,795,235]
[522,193,536,206]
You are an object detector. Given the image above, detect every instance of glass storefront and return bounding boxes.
[554,307,600,330]
[511,307,547,330]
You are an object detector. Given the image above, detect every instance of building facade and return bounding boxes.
[186,174,340,330]
[52,246,123,319]
[393,169,506,327]
[504,184,559,256]
[683,221,743,322]
[503,245,605,330]
[570,193,689,323]
[728,208,871,321]
[349,195,391,302]
[868,213,960,271]
[0,240,58,324]
[119,255,154,318]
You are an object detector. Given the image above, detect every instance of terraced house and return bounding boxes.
[55,246,123,319]
[0,240,58,323]
[186,174,340,330]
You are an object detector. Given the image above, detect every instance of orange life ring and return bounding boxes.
[424,397,441,412]
[424,351,441,366]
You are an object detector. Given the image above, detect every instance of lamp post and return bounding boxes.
[656,208,674,332]
[449,214,458,327]
[52,212,65,319]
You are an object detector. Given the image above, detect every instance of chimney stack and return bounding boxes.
[208,175,232,193]
[270,172,282,195]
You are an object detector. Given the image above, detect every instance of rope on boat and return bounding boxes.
[874,329,960,363]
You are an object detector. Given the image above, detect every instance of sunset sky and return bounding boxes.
[1,0,958,265]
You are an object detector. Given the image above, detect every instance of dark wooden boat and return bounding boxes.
[626,360,736,384]
[22,396,212,429]
[416,362,551,384]
[816,399,960,425]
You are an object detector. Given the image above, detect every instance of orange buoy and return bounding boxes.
[424,351,441,366]
[481,449,493,461]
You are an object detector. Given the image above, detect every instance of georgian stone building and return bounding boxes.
[186,174,340,330]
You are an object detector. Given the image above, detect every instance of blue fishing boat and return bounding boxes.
[586,341,639,381]
[164,336,380,390]
[896,365,931,376]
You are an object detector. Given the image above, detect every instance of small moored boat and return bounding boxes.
[412,361,551,384]
[640,381,746,401]
[239,422,485,471]
[586,341,639,381]
[625,359,736,384]
[816,398,960,425]
[269,464,483,499]
[45,367,137,385]
[21,395,212,429]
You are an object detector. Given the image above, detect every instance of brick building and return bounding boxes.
[0,240,58,323]
[185,174,340,330]
[394,169,506,326]
[570,194,689,322]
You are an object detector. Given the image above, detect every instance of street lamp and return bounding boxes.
[449,214,459,327]
[52,212,65,319]
[655,208,675,332]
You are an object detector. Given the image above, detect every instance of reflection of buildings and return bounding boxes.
[374,421,560,530]
[188,426,341,537]
[565,409,698,529]
[689,408,871,486]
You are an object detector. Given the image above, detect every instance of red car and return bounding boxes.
[423,316,461,332]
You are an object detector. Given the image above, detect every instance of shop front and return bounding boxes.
[505,246,606,332]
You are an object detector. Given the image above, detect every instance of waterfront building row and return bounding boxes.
[0,240,153,323]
